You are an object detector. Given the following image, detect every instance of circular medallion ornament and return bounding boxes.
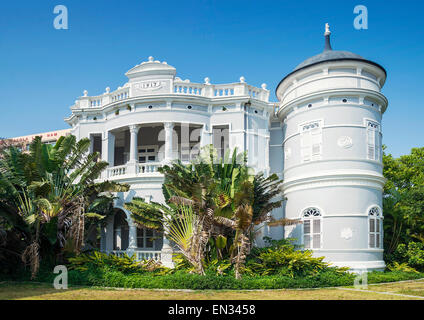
[340,228,353,240]
[337,136,353,149]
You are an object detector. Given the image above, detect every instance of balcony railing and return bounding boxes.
[138,162,161,174]
[136,250,161,262]
[72,79,270,110]
[107,165,126,177]
[111,250,162,262]
[106,153,198,179]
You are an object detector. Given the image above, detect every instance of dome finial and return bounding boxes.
[324,23,331,36]
[324,23,332,51]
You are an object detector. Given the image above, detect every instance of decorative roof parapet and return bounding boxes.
[71,68,270,110]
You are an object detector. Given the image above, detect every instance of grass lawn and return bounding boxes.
[1,280,424,300]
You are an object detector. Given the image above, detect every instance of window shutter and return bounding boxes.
[367,121,379,160]
[369,234,375,248]
[300,121,322,162]
[313,234,321,249]
[304,220,311,234]
[304,235,311,249]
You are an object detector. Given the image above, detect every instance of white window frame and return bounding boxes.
[136,227,158,249]
[301,207,323,249]
[365,119,381,161]
[368,206,383,249]
[138,145,159,163]
[299,120,323,163]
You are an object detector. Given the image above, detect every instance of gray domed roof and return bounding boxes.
[294,50,364,71]
[276,24,386,94]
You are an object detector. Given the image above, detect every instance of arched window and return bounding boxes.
[369,206,382,248]
[302,207,322,249]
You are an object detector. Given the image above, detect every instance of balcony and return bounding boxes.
[112,250,162,262]
[71,77,270,111]
[106,162,162,180]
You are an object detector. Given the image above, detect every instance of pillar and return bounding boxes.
[128,124,140,174]
[127,220,138,258]
[101,131,115,178]
[161,218,174,268]
[164,122,174,162]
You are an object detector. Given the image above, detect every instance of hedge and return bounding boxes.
[4,265,424,290]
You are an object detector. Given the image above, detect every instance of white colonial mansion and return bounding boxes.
[10,25,388,272]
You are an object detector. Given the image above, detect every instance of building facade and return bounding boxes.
[10,25,387,271]
[5,129,71,151]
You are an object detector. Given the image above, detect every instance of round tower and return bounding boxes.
[276,24,388,271]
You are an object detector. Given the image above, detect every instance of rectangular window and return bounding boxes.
[303,219,321,249]
[138,146,158,163]
[300,121,322,163]
[137,228,156,249]
[369,217,381,248]
[366,121,380,161]
[90,134,102,161]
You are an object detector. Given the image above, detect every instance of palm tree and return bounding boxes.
[126,145,300,278]
[0,135,129,278]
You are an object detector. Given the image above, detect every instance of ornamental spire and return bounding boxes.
[324,23,332,51]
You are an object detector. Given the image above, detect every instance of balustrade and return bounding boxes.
[74,80,269,110]
[136,250,161,261]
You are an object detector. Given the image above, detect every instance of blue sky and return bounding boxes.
[0,0,423,157]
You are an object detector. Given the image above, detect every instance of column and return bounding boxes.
[161,219,174,268]
[127,220,138,258]
[104,215,114,253]
[128,125,140,163]
[101,131,115,179]
[164,122,174,162]
[265,135,270,177]
[128,125,140,174]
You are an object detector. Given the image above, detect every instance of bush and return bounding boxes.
[3,262,424,290]
[244,238,348,278]
[390,242,424,271]
[387,262,419,273]
[68,251,171,275]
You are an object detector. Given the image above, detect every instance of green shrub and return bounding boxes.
[391,242,424,271]
[367,270,424,284]
[68,251,171,275]
[245,238,348,278]
[3,263,424,290]
[387,262,419,273]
